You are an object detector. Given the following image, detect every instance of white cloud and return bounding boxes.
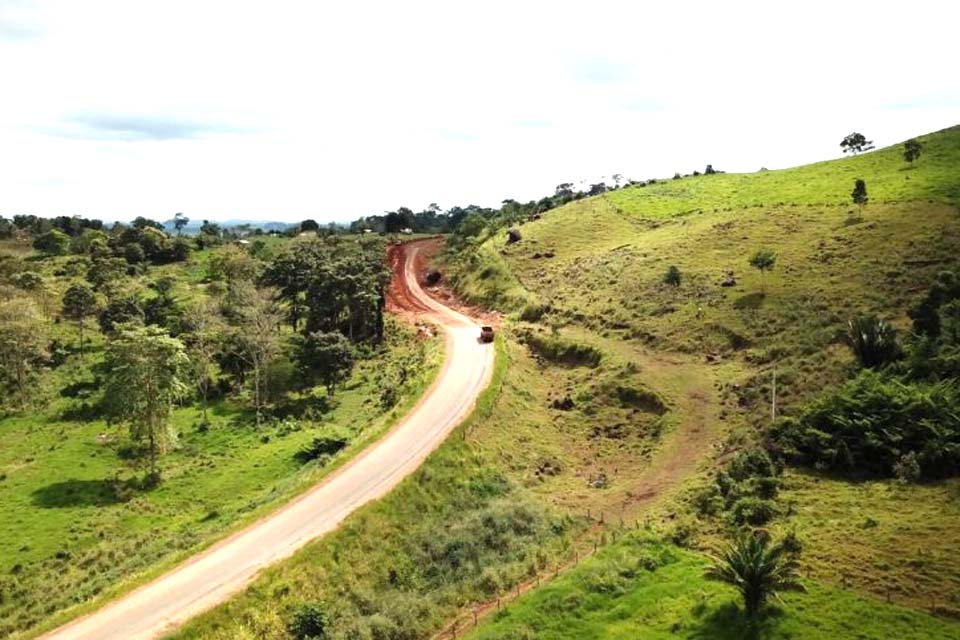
[0,0,957,222]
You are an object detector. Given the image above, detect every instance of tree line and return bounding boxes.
[0,232,394,483]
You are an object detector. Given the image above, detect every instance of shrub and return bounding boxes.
[33,229,70,256]
[729,496,778,526]
[846,315,900,368]
[287,601,330,639]
[771,370,960,479]
[380,384,399,410]
[296,432,350,464]
[519,302,550,322]
[522,332,602,368]
[663,265,682,287]
[702,449,782,523]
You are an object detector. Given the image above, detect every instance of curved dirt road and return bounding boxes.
[40,241,494,640]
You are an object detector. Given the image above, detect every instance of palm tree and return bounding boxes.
[705,531,805,618]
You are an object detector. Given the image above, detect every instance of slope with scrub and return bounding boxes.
[443,126,960,627]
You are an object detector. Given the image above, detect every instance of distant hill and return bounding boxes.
[161,218,295,234]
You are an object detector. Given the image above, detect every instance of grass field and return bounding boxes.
[464,532,959,640]
[442,126,960,631]
[0,241,442,638]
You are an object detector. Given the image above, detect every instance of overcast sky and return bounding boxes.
[1,1,957,223]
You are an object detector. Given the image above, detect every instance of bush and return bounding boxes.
[522,332,602,368]
[846,315,900,368]
[663,265,682,287]
[730,496,778,526]
[700,449,781,523]
[296,432,350,464]
[287,601,330,639]
[771,370,960,479]
[380,384,399,410]
[519,302,550,322]
[32,229,70,256]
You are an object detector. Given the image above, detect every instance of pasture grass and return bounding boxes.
[441,125,960,625]
[465,532,959,640]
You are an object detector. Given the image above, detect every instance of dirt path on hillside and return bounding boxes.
[430,309,724,640]
[39,240,495,640]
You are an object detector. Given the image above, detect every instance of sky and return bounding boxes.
[1,0,958,224]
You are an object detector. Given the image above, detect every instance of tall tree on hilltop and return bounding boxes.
[840,132,874,155]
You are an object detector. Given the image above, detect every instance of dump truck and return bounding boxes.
[479,325,494,343]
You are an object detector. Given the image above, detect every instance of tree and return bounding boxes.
[587,182,608,196]
[851,178,868,215]
[295,331,355,396]
[300,219,320,233]
[840,132,874,155]
[208,244,259,283]
[903,138,923,167]
[705,531,805,618]
[235,288,281,426]
[846,315,899,368]
[181,299,223,423]
[749,249,777,294]
[132,216,164,230]
[99,295,144,333]
[62,283,98,359]
[664,265,682,287]
[173,212,190,235]
[0,298,48,409]
[87,256,129,290]
[200,220,222,237]
[33,229,71,256]
[103,325,189,480]
[455,212,487,239]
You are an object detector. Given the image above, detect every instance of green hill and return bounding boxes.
[442,126,960,632]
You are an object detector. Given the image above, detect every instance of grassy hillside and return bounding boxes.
[0,239,441,638]
[443,126,960,631]
[465,533,959,640]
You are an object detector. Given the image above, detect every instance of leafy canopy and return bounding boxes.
[840,132,874,155]
[103,324,190,476]
[705,531,805,618]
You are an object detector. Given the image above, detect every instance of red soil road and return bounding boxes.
[38,240,495,640]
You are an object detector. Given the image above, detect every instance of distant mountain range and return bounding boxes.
[161,218,295,234]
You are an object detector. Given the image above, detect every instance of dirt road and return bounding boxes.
[40,240,494,640]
